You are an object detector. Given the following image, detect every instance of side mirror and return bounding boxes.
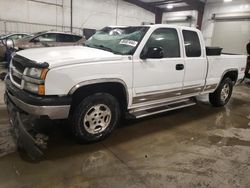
[140,47,164,59]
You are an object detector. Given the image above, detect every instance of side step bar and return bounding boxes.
[129,98,196,119]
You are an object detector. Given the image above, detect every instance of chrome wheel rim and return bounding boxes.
[83,104,112,134]
[221,83,230,101]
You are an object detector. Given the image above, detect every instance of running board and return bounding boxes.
[129,98,196,119]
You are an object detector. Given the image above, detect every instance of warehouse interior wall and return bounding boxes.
[201,0,250,48]
[72,0,154,29]
[0,0,154,35]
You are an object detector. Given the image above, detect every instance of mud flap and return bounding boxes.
[5,93,48,160]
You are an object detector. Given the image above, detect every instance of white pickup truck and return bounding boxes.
[5,25,246,157]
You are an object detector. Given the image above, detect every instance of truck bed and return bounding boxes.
[206,54,247,87]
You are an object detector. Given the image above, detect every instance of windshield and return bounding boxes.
[85,26,149,55]
[0,34,8,40]
[21,31,46,40]
[22,34,39,40]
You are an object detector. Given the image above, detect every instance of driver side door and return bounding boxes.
[133,27,185,104]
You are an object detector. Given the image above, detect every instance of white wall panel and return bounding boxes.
[27,1,62,25]
[117,0,154,26]
[201,0,250,46]
[212,20,250,54]
[0,0,154,34]
[0,0,29,22]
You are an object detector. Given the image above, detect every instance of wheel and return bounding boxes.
[71,93,120,142]
[209,78,233,107]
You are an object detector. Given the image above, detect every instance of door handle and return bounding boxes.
[176,64,184,70]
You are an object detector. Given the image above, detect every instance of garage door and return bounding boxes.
[212,20,250,55]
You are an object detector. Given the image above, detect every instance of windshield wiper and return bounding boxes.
[94,45,114,53]
[85,44,120,54]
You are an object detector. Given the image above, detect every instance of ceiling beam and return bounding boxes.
[182,0,205,10]
[122,0,158,13]
[161,6,195,12]
[149,0,183,6]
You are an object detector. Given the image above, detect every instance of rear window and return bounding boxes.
[182,30,201,57]
[57,34,82,42]
[36,33,57,42]
[73,35,82,42]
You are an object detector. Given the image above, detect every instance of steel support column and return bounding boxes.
[155,11,163,24]
[70,0,73,32]
[197,8,204,30]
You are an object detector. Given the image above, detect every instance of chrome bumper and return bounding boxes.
[6,91,70,119]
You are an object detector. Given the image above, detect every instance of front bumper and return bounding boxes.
[5,93,46,159]
[5,77,72,159]
[5,77,71,119]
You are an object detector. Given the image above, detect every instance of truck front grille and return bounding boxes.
[12,58,26,73]
[10,56,26,87]
[11,73,22,85]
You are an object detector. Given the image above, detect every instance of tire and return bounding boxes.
[71,93,120,143]
[209,78,233,107]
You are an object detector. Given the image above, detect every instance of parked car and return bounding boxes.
[0,33,31,40]
[14,31,85,51]
[0,33,31,61]
[5,25,247,158]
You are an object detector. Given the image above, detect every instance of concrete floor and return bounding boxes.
[0,78,250,188]
[0,68,16,157]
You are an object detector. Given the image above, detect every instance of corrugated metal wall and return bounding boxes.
[0,20,82,35]
[0,0,154,35]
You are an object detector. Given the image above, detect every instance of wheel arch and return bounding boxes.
[69,78,129,113]
[212,69,238,92]
[220,69,238,85]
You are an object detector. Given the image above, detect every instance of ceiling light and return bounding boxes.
[167,4,173,9]
[224,0,232,2]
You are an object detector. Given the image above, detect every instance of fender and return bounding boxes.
[68,78,130,104]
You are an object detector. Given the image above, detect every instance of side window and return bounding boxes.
[21,34,29,38]
[57,34,75,42]
[143,28,180,58]
[182,30,201,57]
[73,35,82,42]
[8,34,23,40]
[36,33,57,42]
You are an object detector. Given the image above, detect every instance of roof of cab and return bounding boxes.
[107,24,200,32]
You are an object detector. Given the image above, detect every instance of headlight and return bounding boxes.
[23,68,48,95]
[24,82,39,94]
[26,68,48,79]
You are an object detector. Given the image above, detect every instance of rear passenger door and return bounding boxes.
[182,30,207,94]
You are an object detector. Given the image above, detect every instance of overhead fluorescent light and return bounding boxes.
[224,0,232,2]
[167,4,174,9]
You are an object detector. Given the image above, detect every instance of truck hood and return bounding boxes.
[16,46,123,68]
